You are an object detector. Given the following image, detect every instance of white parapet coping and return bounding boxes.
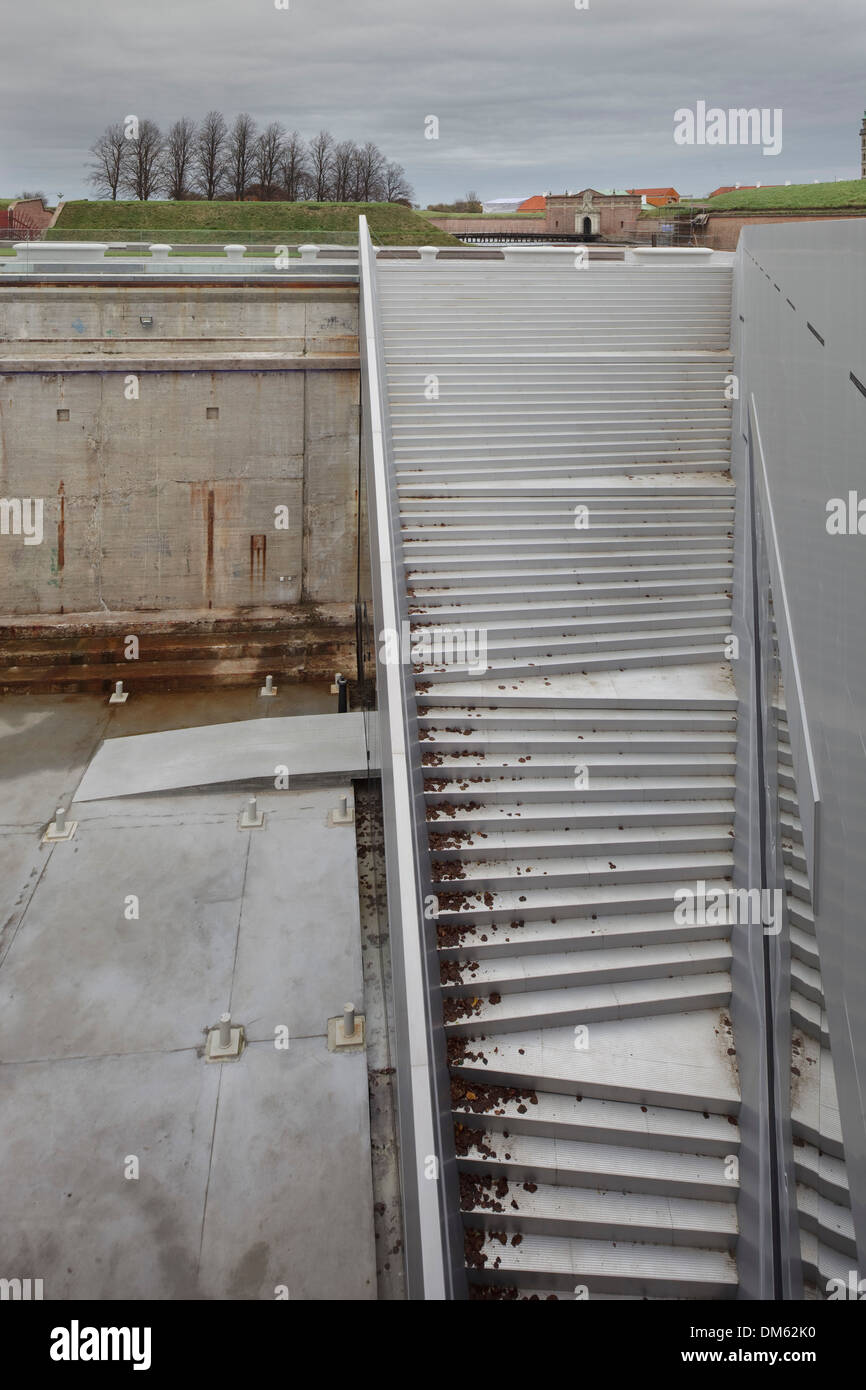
[501,244,593,264]
[630,246,715,263]
[2,240,360,279]
[13,241,110,261]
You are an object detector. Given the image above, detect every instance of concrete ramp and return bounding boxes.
[74,711,379,802]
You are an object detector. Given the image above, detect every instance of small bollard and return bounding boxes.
[43,804,78,842]
[206,1010,245,1061]
[259,673,277,698]
[239,795,264,828]
[298,243,319,263]
[109,679,128,704]
[418,246,439,262]
[329,1001,365,1051]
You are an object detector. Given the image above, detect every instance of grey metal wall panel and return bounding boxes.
[734,220,866,1271]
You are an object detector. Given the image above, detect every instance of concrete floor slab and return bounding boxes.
[0,1049,219,1300]
[0,693,379,1299]
[232,797,364,1040]
[0,810,247,1062]
[197,1039,375,1300]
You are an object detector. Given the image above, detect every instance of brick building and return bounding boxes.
[0,197,54,238]
[544,189,642,239]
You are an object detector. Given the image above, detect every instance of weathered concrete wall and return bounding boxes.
[0,283,365,621]
[698,209,866,252]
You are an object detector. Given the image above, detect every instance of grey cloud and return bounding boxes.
[1,0,864,203]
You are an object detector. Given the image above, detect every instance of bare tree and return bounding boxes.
[193,109,228,199]
[253,121,284,200]
[121,119,165,200]
[277,130,310,201]
[330,139,358,202]
[354,140,386,201]
[308,129,334,200]
[85,113,412,206]
[383,160,414,204]
[228,113,257,200]
[162,117,197,200]
[87,122,129,200]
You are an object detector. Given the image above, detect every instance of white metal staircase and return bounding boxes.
[376,254,741,1298]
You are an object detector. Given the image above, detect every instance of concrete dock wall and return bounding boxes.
[0,283,365,621]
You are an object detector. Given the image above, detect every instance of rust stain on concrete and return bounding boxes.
[250,533,267,589]
[57,481,65,572]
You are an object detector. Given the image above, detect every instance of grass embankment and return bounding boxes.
[640,180,866,218]
[49,200,461,245]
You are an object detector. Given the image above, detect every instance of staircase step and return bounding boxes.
[457,1128,739,1200]
[796,1184,857,1260]
[793,1140,850,1208]
[431,823,735,860]
[428,800,735,831]
[444,972,732,1035]
[439,909,736,960]
[465,1232,737,1298]
[434,877,734,928]
[461,1177,738,1247]
[452,1087,740,1156]
[450,1011,740,1113]
[446,941,732,997]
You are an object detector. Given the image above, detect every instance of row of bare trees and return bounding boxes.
[87,113,414,203]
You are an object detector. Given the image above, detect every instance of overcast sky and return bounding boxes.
[2,0,865,204]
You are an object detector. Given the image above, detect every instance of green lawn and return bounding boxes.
[50,200,461,246]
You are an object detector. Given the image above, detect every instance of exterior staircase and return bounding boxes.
[376,254,742,1297]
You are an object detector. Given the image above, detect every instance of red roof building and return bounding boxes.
[517,194,547,212]
[627,187,680,206]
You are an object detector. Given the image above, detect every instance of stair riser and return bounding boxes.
[462,1209,737,1249]
[440,920,733,960]
[432,830,735,859]
[445,986,732,1035]
[422,735,736,754]
[446,952,732,995]
[431,859,733,891]
[453,1108,741,1158]
[436,887,732,927]
[416,647,728,677]
[458,1154,738,1202]
[426,784,735,805]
